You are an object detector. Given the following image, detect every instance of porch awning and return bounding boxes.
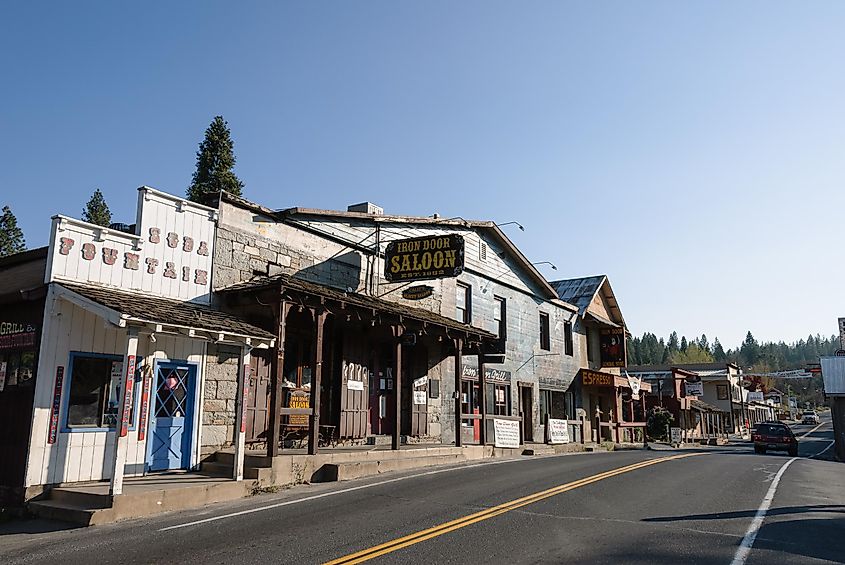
[690,399,726,413]
[219,273,497,343]
[55,282,275,346]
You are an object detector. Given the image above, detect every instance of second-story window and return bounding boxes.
[539,312,550,351]
[456,282,472,324]
[564,321,573,356]
[494,296,506,340]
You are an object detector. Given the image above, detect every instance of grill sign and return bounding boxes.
[385,235,464,282]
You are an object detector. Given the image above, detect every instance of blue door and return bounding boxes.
[148,362,196,471]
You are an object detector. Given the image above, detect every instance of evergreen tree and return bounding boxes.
[712,338,727,361]
[667,331,680,354]
[82,188,112,227]
[680,336,688,352]
[0,205,26,257]
[187,115,244,203]
[741,331,761,367]
[699,334,709,352]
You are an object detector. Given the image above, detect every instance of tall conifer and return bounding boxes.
[82,188,112,227]
[187,115,244,202]
[0,205,26,257]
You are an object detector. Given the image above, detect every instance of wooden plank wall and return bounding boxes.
[25,296,205,487]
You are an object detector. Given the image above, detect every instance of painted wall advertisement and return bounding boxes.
[599,327,626,368]
[547,418,570,444]
[493,418,520,448]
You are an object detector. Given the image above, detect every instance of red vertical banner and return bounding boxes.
[48,366,64,444]
[240,363,251,434]
[119,355,137,438]
[137,366,151,441]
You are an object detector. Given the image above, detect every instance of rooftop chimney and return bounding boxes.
[347,202,384,215]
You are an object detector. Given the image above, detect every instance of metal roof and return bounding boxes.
[820,357,845,396]
[549,275,626,328]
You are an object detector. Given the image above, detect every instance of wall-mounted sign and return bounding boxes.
[138,367,152,441]
[548,419,570,444]
[119,355,137,437]
[0,362,6,392]
[462,365,511,384]
[0,322,37,351]
[493,418,520,448]
[347,380,365,391]
[402,285,434,300]
[600,327,626,368]
[539,376,567,391]
[48,366,65,444]
[385,234,464,282]
[48,188,215,304]
[581,369,614,387]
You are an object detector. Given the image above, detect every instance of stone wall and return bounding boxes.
[201,343,240,452]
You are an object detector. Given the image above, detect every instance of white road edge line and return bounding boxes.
[730,457,796,565]
[799,421,825,439]
[156,452,592,532]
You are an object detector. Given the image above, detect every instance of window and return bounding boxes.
[717,384,729,400]
[540,389,567,423]
[493,296,507,340]
[66,353,133,429]
[564,321,573,356]
[456,283,472,324]
[0,349,36,390]
[486,383,512,416]
[539,312,550,351]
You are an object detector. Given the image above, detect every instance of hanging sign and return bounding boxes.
[402,285,434,300]
[385,234,464,282]
[413,391,427,405]
[548,419,570,444]
[600,328,626,368]
[347,380,365,391]
[138,366,152,441]
[119,355,136,437]
[48,366,65,444]
[288,391,310,427]
[626,371,642,400]
[493,418,521,448]
[747,391,765,402]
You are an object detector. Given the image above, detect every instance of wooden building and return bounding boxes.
[15,188,273,500]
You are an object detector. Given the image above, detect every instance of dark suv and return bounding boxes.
[752,422,798,456]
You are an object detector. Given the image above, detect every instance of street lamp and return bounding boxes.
[496,221,525,231]
[532,261,557,271]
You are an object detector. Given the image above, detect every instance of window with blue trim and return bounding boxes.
[66,353,135,429]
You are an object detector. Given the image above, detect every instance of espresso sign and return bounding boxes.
[385,235,464,282]
[581,369,614,387]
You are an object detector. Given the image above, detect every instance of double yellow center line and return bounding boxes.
[325,452,705,564]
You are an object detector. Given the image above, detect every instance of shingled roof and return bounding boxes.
[219,273,496,340]
[57,282,274,340]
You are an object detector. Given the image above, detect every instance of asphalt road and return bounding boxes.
[1,416,841,565]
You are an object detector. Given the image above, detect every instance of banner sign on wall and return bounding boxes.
[0,322,37,351]
[547,419,570,444]
[48,366,65,444]
[119,355,137,437]
[600,327,626,368]
[137,366,152,441]
[384,234,464,282]
[493,418,521,448]
[462,365,511,384]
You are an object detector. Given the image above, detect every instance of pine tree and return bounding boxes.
[0,205,26,257]
[667,332,679,354]
[82,188,112,227]
[699,334,709,352]
[187,115,244,202]
[680,336,688,352]
[713,338,727,361]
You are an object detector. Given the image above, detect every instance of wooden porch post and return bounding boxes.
[308,309,328,455]
[392,325,404,451]
[478,353,487,445]
[233,343,252,481]
[268,300,290,458]
[454,337,464,448]
[109,329,139,497]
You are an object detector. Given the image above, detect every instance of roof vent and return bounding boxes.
[347,202,383,215]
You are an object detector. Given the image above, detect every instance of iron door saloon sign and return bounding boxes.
[385,235,464,282]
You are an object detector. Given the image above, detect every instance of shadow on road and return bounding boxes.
[0,516,81,537]
[643,504,845,523]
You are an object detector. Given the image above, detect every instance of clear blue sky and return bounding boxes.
[2,2,843,349]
